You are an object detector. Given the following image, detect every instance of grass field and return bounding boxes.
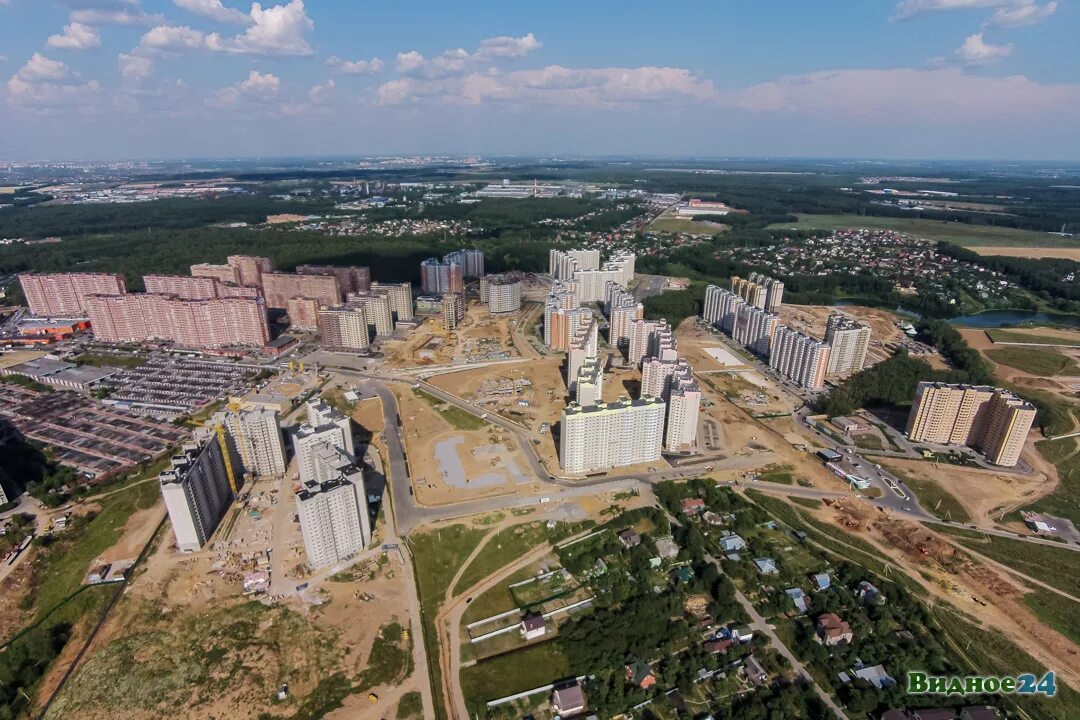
[882,464,972,524]
[987,347,1078,376]
[649,214,729,236]
[1031,437,1080,524]
[766,214,1075,247]
[1023,590,1080,646]
[413,389,488,431]
[755,463,795,485]
[459,640,571,714]
[987,328,1080,347]
[396,691,423,720]
[946,531,1080,598]
[451,521,590,597]
[407,524,487,720]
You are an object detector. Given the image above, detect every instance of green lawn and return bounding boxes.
[766,214,1075,247]
[407,524,487,720]
[462,563,544,625]
[755,463,795,485]
[986,347,1079,376]
[459,640,571,714]
[1023,590,1080,646]
[413,389,488,431]
[986,329,1080,347]
[882,464,972,524]
[396,691,423,720]
[75,353,146,369]
[1030,437,1080,524]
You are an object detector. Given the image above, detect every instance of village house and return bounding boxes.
[815,612,853,646]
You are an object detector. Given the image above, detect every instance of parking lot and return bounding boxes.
[101,354,263,415]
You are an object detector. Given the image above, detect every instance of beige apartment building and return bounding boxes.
[905,382,1036,467]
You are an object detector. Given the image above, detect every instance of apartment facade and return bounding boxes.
[628,319,677,367]
[287,296,321,331]
[606,283,643,347]
[665,363,701,452]
[370,281,414,322]
[86,293,270,348]
[441,293,465,330]
[347,292,394,336]
[159,439,236,552]
[262,272,341,310]
[318,306,371,351]
[420,258,464,294]
[19,272,126,316]
[216,408,287,478]
[479,274,522,314]
[560,396,666,474]
[297,264,371,295]
[731,305,779,357]
[769,327,830,390]
[444,248,485,278]
[575,357,604,406]
[296,465,370,569]
[825,314,871,376]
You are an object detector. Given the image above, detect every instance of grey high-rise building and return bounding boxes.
[159,439,236,552]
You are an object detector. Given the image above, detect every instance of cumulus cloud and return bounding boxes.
[736,67,1080,121]
[173,0,252,24]
[308,78,334,104]
[205,0,314,55]
[66,0,165,26]
[326,55,384,75]
[7,52,101,107]
[395,33,543,78]
[118,52,153,80]
[955,33,1013,64]
[209,69,280,106]
[377,65,717,107]
[893,0,1058,25]
[47,22,102,50]
[139,25,207,53]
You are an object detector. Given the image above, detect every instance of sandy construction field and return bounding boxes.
[384,303,524,369]
[779,304,908,367]
[676,318,751,371]
[968,245,1080,260]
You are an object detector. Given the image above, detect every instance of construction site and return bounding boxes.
[383,301,527,368]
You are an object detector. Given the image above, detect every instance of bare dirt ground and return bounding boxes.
[384,303,524,368]
[880,456,1054,526]
[968,246,1080,260]
[46,528,423,720]
[780,304,910,367]
[675,318,750,371]
[98,504,165,564]
[804,497,1080,690]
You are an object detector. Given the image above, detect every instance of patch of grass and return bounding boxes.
[75,353,146,369]
[356,622,412,691]
[755,463,795,485]
[413,388,488,431]
[766,214,1073,247]
[452,521,591,597]
[649,214,729,236]
[932,606,1080,720]
[1030,437,1080,524]
[408,524,487,720]
[987,328,1080,347]
[1023,590,1080,645]
[459,640,570,714]
[788,497,822,509]
[882,464,972,524]
[852,433,884,451]
[396,690,423,720]
[987,347,1078,376]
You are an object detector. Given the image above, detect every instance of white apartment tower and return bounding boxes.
[480,274,523,314]
[370,282,414,322]
[665,363,701,452]
[606,283,643,347]
[703,285,746,334]
[732,305,779,357]
[215,408,286,478]
[628,319,677,366]
[560,396,666,474]
[296,465,370,569]
[575,357,604,406]
[306,398,354,457]
[769,327,831,390]
[347,292,394,337]
[825,313,871,376]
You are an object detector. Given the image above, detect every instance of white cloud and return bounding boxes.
[988,0,1057,25]
[395,50,426,74]
[308,78,334,104]
[139,25,207,53]
[377,65,717,107]
[475,33,542,60]
[67,0,165,27]
[205,0,314,56]
[7,52,101,107]
[326,55,384,75]
[209,69,280,107]
[736,67,1080,122]
[173,0,251,24]
[47,22,103,50]
[955,33,1013,64]
[893,0,1058,25]
[118,52,153,80]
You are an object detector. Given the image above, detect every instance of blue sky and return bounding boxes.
[1,0,1078,161]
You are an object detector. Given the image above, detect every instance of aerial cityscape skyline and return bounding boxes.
[2,0,1080,160]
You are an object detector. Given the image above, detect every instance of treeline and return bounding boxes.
[0,418,80,507]
[938,242,1080,312]
[819,320,992,417]
[0,623,72,720]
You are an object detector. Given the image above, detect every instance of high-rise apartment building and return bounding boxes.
[347,292,394,336]
[215,408,287,478]
[444,249,485,278]
[549,248,601,280]
[370,282,414,322]
[567,319,599,393]
[628,319,677,366]
[479,274,522,314]
[641,357,679,399]
[731,272,784,312]
[297,264,371,295]
[606,283,643,347]
[293,423,348,484]
[306,398,354,457]
[825,314,872,376]
[143,275,220,300]
[318,306,371,351]
[559,396,666,474]
[262,272,341,310]
[441,293,465,330]
[703,285,747,334]
[905,382,1034,466]
[769,327,831,390]
[159,439,236,552]
[86,293,270,348]
[420,258,464,294]
[191,262,241,285]
[574,357,604,406]
[543,281,581,349]
[19,272,127,316]
[731,305,779,357]
[287,296,321,331]
[573,253,635,302]
[296,462,370,569]
[665,363,701,452]
[227,255,273,286]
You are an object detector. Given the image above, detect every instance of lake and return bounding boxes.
[947,310,1080,329]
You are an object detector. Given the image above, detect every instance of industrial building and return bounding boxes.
[159,438,237,552]
[560,396,666,474]
[18,272,127,317]
[825,313,871,376]
[905,382,1035,467]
